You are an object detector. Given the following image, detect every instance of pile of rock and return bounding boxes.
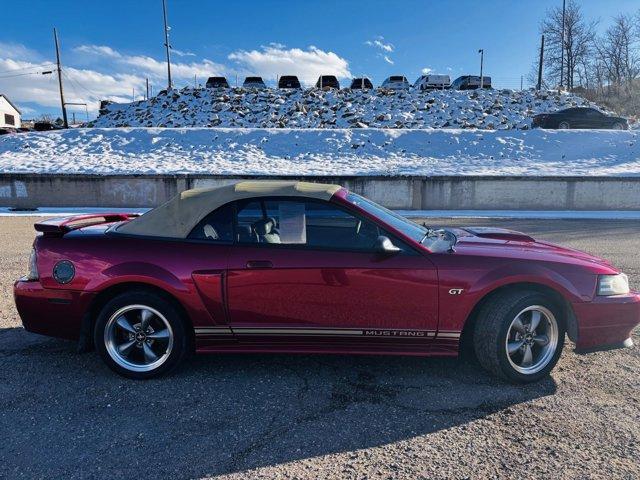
[90,86,602,130]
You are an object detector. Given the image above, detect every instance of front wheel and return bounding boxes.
[473,290,565,383]
[612,122,626,130]
[94,290,188,379]
[558,121,570,129]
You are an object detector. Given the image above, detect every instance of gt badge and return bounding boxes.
[448,288,464,295]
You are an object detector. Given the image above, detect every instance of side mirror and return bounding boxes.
[374,235,401,254]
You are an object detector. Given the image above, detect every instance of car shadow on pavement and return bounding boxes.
[0,327,557,479]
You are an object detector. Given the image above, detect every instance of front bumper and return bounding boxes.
[14,280,95,341]
[572,292,640,353]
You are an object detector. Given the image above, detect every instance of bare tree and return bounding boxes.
[594,14,640,91]
[539,0,597,89]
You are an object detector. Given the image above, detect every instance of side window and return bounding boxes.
[188,203,234,242]
[234,198,383,250]
[303,201,380,250]
[236,201,264,243]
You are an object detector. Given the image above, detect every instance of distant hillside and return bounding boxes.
[89,87,603,130]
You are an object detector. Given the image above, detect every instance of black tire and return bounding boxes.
[94,290,188,379]
[612,122,626,130]
[473,290,565,383]
[558,121,570,129]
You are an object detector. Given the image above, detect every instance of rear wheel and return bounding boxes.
[473,290,565,383]
[612,122,626,130]
[558,121,570,129]
[94,291,188,379]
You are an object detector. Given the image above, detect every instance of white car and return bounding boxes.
[381,76,410,90]
[414,74,450,91]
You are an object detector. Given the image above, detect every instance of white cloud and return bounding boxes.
[365,36,395,66]
[365,37,394,53]
[0,42,45,62]
[0,55,148,114]
[74,44,227,80]
[228,45,351,85]
[0,44,217,116]
[1,42,353,116]
[421,67,432,74]
[172,49,195,57]
[74,45,122,58]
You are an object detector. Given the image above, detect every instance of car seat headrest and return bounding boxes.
[253,218,274,236]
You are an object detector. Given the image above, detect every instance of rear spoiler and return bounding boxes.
[34,213,140,236]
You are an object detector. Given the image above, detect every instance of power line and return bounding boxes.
[62,70,98,97]
[0,63,56,75]
[0,71,52,80]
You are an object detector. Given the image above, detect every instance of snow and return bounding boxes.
[90,87,603,130]
[1,127,638,176]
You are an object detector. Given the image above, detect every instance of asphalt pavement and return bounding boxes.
[0,216,639,479]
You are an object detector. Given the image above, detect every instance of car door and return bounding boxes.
[585,109,605,128]
[225,197,439,350]
[183,203,236,342]
[572,108,597,128]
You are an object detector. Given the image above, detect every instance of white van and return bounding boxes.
[414,74,451,91]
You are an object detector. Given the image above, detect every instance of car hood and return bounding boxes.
[448,227,617,272]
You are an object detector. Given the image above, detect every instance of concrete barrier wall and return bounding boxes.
[1,174,639,211]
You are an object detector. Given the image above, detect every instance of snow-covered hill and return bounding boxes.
[2,128,638,176]
[90,87,602,130]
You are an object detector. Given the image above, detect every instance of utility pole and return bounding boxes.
[478,49,484,88]
[520,75,523,90]
[162,0,172,90]
[146,78,150,99]
[537,34,545,90]
[560,0,565,90]
[53,28,68,128]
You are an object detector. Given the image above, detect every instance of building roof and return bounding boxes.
[0,94,21,115]
[117,180,343,238]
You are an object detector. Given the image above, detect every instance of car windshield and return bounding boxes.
[345,192,428,242]
[345,193,455,251]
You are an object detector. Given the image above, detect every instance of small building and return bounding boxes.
[0,94,21,128]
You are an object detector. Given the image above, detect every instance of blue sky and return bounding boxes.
[2,0,639,119]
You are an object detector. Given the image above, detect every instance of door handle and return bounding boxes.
[246,260,273,269]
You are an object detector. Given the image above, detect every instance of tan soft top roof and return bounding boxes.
[117,180,343,238]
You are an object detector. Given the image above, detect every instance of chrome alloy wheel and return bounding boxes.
[104,304,174,373]
[505,305,559,375]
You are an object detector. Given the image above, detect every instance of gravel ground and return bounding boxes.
[0,216,639,480]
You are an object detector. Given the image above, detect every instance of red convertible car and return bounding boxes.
[14,181,640,382]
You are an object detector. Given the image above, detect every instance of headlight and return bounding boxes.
[597,274,629,296]
[25,248,39,281]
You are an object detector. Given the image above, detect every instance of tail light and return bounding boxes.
[25,248,39,281]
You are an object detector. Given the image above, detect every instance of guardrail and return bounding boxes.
[1,173,639,211]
